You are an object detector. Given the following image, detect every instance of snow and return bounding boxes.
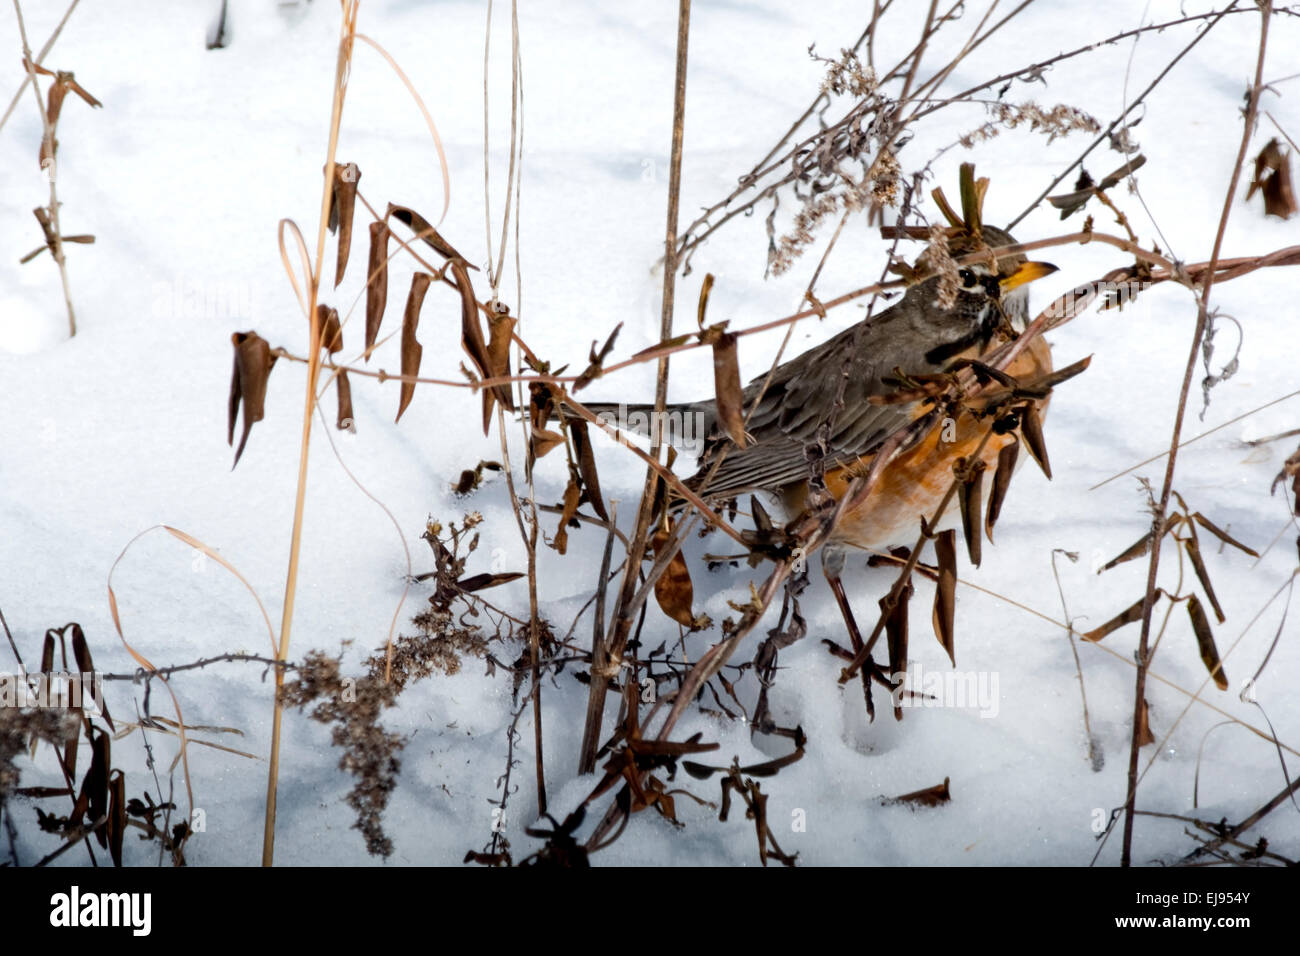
[1,0,1297,866]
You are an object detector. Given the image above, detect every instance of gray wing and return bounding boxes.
[688,281,987,500]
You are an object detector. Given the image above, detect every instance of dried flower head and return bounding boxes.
[959,101,1100,148]
[871,148,901,208]
[818,47,878,100]
[916,225,960,309]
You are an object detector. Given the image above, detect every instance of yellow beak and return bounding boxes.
[1000,261,1058,293]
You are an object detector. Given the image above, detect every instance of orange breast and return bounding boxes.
[784,336,1052,552]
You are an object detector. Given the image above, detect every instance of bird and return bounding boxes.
[585,222,1059,561]
[578,217,1062,719]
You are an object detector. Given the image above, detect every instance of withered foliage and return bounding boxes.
[21,57,102,168]
[281,514,524,857]
[5,623,191,866]
[227,331,277,467]
[1247,138,1296,220]
[58,4,1294,870]
[279,652,406,858]
[651,522,696,628]
[1087,492,1257,696]
[883,776,951,809]
[716,765,798,867]
[1047,156,1147,219]
[329,161,361,285]
[0,708,79,804]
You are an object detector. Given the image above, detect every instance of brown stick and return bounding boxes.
[576,0,693,776]
[13,0,78,336]
[1119,0,1273,868]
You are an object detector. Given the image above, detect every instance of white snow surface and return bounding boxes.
[1,0,1298,866]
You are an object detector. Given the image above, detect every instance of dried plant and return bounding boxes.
[10,0,1300,872]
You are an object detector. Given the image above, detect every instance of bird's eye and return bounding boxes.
[959,268,978,288]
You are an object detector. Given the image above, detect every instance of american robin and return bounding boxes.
[587,222,1058,559]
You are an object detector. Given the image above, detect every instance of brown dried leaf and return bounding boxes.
[957,457,986,567]
[712,331,748,449]
[1098,517,1181,573]
[1048,156,1147,217]
[553,479,582,555]
[32,67,101,166]
[107,770,126,867]
[528,384,564,474]
[696,272,715,330]
[1191,512,1259,557]
[81,729,110,848]
[1183,535,1225,624]
[457,571,525,593]
[632,332,693,359]
[1187,594,1228,690]
[1081,594,1149,642]
[227,331,277,468]
[652,526,695,627]
[317,304,343,353]
[883,580,913,721]
[736,742,806,778]
[1032,355,1093,391]
[569,418,608,521]
[449,260,495,436]
[386,203,475,264]
[335,369,355,432]
[1262,159,1297,219]
[932,529,957,666]
[331,162,360,286]
[985,438,1019,541]
[1136,698,1155,747]
[482,307,516,432]
[365,221,389,360]
[1019,404,1051,479]
[22,58,57,78]
[528,382,555,433]
[396,272,432,423]
[70,623,112,732]
[627,733,718,758]
[531,427,566,462]
[574,323,622,392]
[885,776,951,808]
[46,79,68,137]
[52,68,102,109]
[1247,139,1296,220]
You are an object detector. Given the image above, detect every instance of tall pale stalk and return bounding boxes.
[262,0,359,867]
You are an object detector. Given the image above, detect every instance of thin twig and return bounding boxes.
[1119,0,1272,868]
[1051,549,1098,768]
[576,0,693,775]
[1091,388,1300,490]
[263,0,358,868]
[13,0,78,336]
[1006,2,1241,229]
[0,0,80,135]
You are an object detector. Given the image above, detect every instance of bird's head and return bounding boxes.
[948,224,1057,333]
